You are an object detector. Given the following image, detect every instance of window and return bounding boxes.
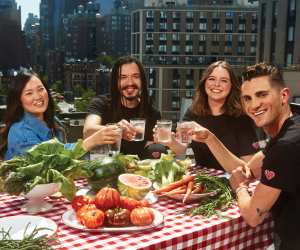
[146,22,154,31]
[250,46,256,54]
[172,12,180,19]
[226,34,232,42]
[186,11,193,18]
[185,34,192,41]
[238,35,245,42]
[145,44,153,53]
[199,22,207,31]
[212,12,220,18]
[172,23,180,31]
[199,12,206,19]
[146,11,153,18]
[289,0,296,11]
[199,45,205,53]
[224,46,232,54]
[185,79,194,88]
[186,23,193,31]
[237,46,245,54]
[199,34,206,41]
[225,11,233,17]
[288,26,294,42]
[185,45,193,53]
[160,22,167,31]
[212,23,220,32]
[160,11,167,19]
[238,24,246,32]
[146,33,153,40]
[172,33,179,41]
[159,33,167,41]
[225,23,233,32]
[251,34,256,42]
[286,53,293,65]
[159,45,167,53]
[186,90,193,98]
[171,45,179,53]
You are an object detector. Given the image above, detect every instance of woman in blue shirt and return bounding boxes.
[0,69,120,160]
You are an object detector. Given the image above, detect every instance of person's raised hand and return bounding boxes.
[93,125,120,145]
[229,166,249,191]
[117,119,135,141]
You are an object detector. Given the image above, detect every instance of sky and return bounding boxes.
[16,0,40,28]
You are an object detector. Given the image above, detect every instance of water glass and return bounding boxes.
[177,122,192,144]
[90,144,109,160]
[130,118,146,141]
[107,123,123,155]
[156,120,172,143]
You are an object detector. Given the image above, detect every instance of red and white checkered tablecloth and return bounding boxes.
[0,170,274,250]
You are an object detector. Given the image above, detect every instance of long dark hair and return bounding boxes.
[191,60,242,117]
[110,56,151,121]
[0,69,57,156]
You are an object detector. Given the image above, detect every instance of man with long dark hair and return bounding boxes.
[83,56,161,157]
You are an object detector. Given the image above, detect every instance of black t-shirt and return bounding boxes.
[183,108,258,170]
[261,114,300,249]
[87,95,161,157]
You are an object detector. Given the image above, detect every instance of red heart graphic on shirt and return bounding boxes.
[152,151,161,159]
[264,170,275,180]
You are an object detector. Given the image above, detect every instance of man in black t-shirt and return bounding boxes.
[83,56,161,157]
[229,63,300,249]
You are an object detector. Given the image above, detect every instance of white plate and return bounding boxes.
[0,215,57,240]
[62,208,164,232]
[162,190,218,202]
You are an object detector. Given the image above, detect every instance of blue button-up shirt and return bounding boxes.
[5,112,73,160]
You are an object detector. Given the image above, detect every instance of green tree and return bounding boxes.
[96,55,115,68]
[52,80,64,93]
[74,89,96,112]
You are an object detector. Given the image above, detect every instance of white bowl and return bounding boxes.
[22,183,61,214]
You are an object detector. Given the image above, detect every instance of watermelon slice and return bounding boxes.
[118,174,152,200]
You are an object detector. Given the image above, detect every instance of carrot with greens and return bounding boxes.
[159,185,187,196]
[183,181,194,203]
[153,175,194,194]
[192,183,205,194]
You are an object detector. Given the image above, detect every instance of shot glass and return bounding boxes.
[90,144,109,161]
[156,120,172,143]
[177,121,192,144]
[106,123,123,155]
[130,118,146,141]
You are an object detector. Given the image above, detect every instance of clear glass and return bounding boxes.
[90,144,109,161]
[130,118,146,141]
[177,121,192,144]
[156,120,172,143]
[106,123,123,155]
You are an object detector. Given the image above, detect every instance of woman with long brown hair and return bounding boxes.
[157,61,258,170]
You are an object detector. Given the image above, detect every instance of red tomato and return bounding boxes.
[105,208,131,226]
[139,199,150,207]
[120,196,139,211]
[72,195,95,212]
[95,187,120,211]
[130,207,154,226]
[81,209,105,229]
[76,204,97,224]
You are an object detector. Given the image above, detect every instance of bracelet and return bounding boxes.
[235,186,248,194]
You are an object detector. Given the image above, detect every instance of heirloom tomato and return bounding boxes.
[130,207,154,226]
[105,208,131,226]
[72,195,95,211]
[80,208,105,229]
[120,196,150,211]
[95,187,120,210]
[76,204,97,224]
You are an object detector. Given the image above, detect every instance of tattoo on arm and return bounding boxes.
[256,208,267,217]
